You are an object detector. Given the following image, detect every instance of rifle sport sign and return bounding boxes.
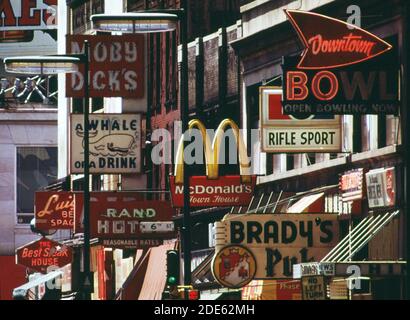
[70,114,141,174]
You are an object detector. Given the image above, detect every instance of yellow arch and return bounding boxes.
[174,118,251,184]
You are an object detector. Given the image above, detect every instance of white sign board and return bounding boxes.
[140,222,174,233]
[366,167,396,208]
[259,86,342,152]
[294,262,335,279]
[70,114,141,174]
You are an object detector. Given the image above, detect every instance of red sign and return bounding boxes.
[35,192,75,231]
[74,192,84,234]
[88,192,174,241]
[66,34,145,98]
[284,9,392,69]
[16,238,73,273]
[0,0,57,31]
[339,168,364,202]
[169,175,256,208]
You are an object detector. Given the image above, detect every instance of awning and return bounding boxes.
[115,240,178,300]
[321,210,400,262]
[287,192,324,213]
[241,280,301,300]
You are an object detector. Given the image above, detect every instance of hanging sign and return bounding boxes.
[16,237,73,273]
[259,86,341,152]
[365,167,396,208]
[70,114,141,174]
[301,275,327,300]
[284,9,392,69]
[87,192,175,248]
[35,191,75,231]
[0,0,57,31]
[169,119,256,207]
[339,168,364,202]
[212,245,257,289]
[66,34,145,98]
[283,10,399,115]
[215,214,339,279]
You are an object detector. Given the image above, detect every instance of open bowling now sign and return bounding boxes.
[259,86,342,153]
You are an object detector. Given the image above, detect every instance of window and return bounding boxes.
[16,147,57,224]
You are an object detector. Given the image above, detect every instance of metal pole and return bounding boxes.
[180,1,191,290]
[82,40,92,300]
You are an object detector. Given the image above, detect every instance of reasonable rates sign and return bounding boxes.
[66,34,144,98]
[88,193,175,247]
[169,175,256,207]
[16,237,73,273]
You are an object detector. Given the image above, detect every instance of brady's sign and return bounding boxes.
[35,192,75,231]
[70,114,141,174]
[259,86,341,152]
[0,0,57,31]
[365,167,396,208]
[16,237,73,274]
[339,168,364,202]
[66,34,145,98]
[283,10,398,115]
[284,9,391,69]
[215,214,339,279]
[169,119,256,207]
[88,193,175,248]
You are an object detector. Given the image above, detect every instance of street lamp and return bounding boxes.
[3,43,93,300]
[91,5,192,290]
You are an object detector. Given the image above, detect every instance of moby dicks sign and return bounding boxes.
[70,114,141,174]
[215,214,338,279]
[170,119,256,207]
[66,34,144,98]
[0,0,57,31]
[283,10,398,115]
[35,192,74,231]
[16,238,73,274]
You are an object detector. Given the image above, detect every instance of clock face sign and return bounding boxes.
[16,237,73,273]
[212,245,256,289]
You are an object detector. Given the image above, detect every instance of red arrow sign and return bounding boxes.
[285,9,392,69]
[16,238,73,273]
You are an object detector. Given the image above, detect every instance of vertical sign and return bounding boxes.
[66,34,145,98]
[366,167,396,208]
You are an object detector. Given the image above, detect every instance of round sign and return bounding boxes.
[212,245,256,289]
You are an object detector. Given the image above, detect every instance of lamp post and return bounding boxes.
[91,4,192,289]
[4,44,93,300]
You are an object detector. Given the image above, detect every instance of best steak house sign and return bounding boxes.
[66,34,144,98]
[282,10,399,115]
[16,238,73,274]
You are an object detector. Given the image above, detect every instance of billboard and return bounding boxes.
[0,0,57,31]
[259,86,342,152]
[215,214,339,279]
[66,34,145,98]
[282,10,399,115]
[70,114,141,174]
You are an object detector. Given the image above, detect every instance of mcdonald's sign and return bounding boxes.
[169,119,256,208]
